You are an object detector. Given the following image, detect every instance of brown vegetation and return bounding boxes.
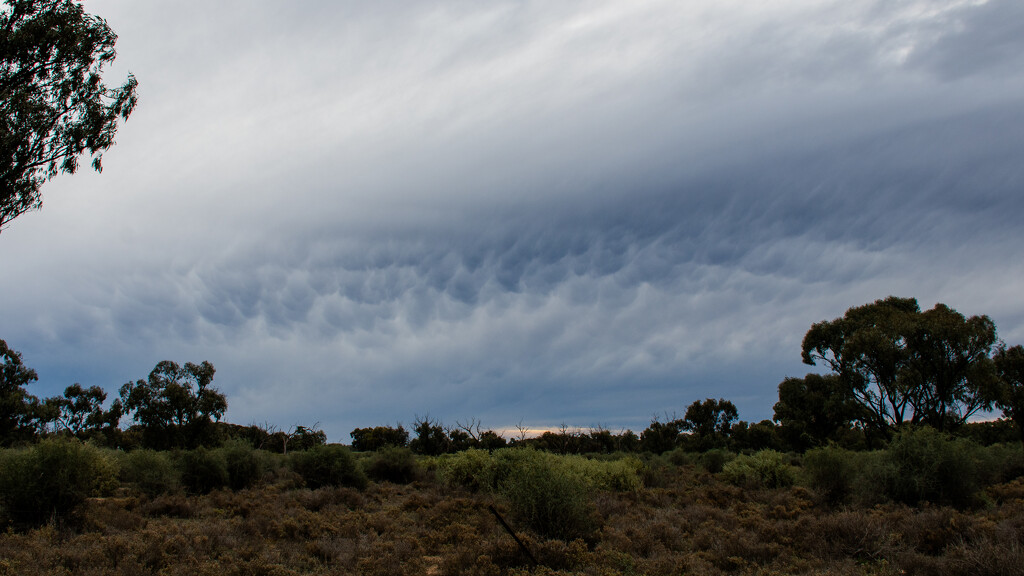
[1,453,1023,576]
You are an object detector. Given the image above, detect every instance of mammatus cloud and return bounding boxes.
[1,0,1022,438]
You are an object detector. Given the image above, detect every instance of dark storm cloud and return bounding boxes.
[907,0,1024,80]
[2,0,1023,438]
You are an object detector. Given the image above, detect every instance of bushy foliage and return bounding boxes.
[363,446,418,484]
[178,447,229,495]
[0,437,119,526]
[350,425,409,452]
[721,449,795,489]
[118,449,179,496]
[698,448,734,474]
[290,444,368,490]
[436,448,495,492]
[494,449,597,541]
[802,445,857,504]
[880,426,982,507]
[219,440,262,490]
[438,448,641,540]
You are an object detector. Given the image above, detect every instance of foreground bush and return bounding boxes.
[802,445,857,504]
[219,440,262,490]
[290,444,367,490]
[438,448,641,540]
[495,449,597,541]
[882,426,981,507]
[119,449,179,496]
[722,449,795,489]
[363,446,418,484]
[179,447,229,494]
[0,437,118,527]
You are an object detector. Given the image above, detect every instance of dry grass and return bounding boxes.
[1,460,1023,575]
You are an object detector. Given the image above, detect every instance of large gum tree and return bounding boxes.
[801,296,1000,434]
[1,0,137,231]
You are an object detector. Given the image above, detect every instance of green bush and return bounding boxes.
[436,448,495,491]
[802,445,856,504]
[178,447,229,494]
[883,426,981,507]
[722,449,795,489]
[975,442,1024,485]
[290,444,368,490]
[363,446,418,484]
[699,448,734,474]
[119,449,179,496]
[496,449,596,541]
[0,437,119,527]
[219,440,262,490]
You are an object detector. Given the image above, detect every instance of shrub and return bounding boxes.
[975,442,1024,485]
[363,446,418,484]
[496,449,596,541]
[290,444,368,489]
[802,445,856,504]
[699,448,734,474]
[722,449,794,489]
[219,440,262,490]
[0,437,119,527]
[178,447,229,494]
[883,426,981,507]
[558,453,643,492]
[436,448,495,491]
[119,449,179,496]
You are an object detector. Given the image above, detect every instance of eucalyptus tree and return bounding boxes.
[801,297,999,434]
[1,0,137,230]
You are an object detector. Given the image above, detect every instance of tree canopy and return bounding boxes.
[0,338,48,444]
[773,373,861,449]
[993,344,1024,445]
[1,0,137,230]
[119,360,227,449]
[802,297,1000,434]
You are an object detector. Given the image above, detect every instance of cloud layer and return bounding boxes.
[2,0,1023,438]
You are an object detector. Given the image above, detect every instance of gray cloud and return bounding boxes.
[1,0,1022,438]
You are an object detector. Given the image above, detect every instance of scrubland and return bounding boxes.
[1,433,1024,576]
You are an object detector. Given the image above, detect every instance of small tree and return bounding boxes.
[773,373,860,450]
[48,383,122,440]
[350,425,408,452]
[680,398,738,450]
[640,416,681,454]
[119,360,227,449]
[0,339,52,445]
[409,415,451,456]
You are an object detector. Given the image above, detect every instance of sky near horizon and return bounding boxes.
[2,0,1023,441]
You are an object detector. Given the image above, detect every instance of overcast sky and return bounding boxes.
[2,0,1023,441]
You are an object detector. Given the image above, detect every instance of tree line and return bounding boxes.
[2,296,1023,455]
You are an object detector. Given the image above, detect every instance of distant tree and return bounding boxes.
[409,416,450,456]
[640,416,681,454]
[478,429,507,451]
[119,360,227,449]
[586,426,617,454]
[288,424,327,452]
[350,425,408,452]
[1,0,138,230]
[773,373,861,450]
[616,429,641,453]
[802,297,999,434]
[730,420,783,452]
[993,344,1024,445]
[680,398,738,450]
[0,338,53,444]
[48,383,122,440]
